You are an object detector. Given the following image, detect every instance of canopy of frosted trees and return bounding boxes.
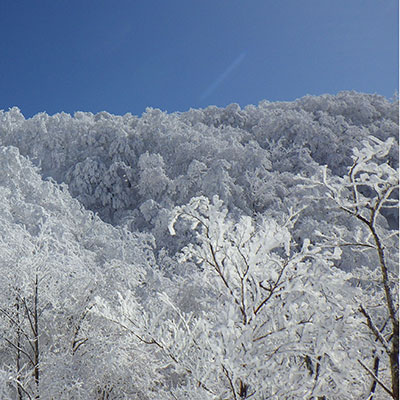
[0,91,398,399]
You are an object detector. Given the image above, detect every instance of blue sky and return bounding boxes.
[0,0,398,117]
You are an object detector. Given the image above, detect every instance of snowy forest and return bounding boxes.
[0,91,398,399]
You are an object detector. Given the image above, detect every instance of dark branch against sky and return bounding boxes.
[0,0,398,117]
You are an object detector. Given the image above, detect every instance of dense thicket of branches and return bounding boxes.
[0,92,398,399]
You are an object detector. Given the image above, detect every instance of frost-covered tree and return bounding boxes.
[97,195,378,399]
[1,92,397,238]
[310,136,399,399]
[0,147,155,399]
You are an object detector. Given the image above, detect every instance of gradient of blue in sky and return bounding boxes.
[0,0,398,117]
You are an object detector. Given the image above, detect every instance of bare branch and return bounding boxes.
[359,305,390,353]
[253,318,312,342]
[222,364,237,400]
[208,241,247,324]
[18,295,36,337]
[358,359,394,398]
[0,307,36,354]
[72,338,88,354]
[348,158,360,214]
[11,378,33,400]
[254,259,291,315]
[3,337,35,366]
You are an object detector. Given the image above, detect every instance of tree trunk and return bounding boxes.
[15,298,23,400]
[33,275,40,399]
[390,321,399,400]
[370,227,399,400]
[368,355,380,400]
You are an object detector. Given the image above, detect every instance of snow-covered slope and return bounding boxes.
[0,92,398,399]
[0,92,397,229]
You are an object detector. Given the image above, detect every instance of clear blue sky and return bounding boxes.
[0,0,398,117]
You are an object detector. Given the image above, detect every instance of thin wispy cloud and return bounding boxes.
[200,52,246,101]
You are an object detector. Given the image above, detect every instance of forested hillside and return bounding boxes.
[0,91,398,399]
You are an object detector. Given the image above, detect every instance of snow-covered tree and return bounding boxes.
[310,136,399,399]
[0,147,155,399]
[97,195,377,399]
